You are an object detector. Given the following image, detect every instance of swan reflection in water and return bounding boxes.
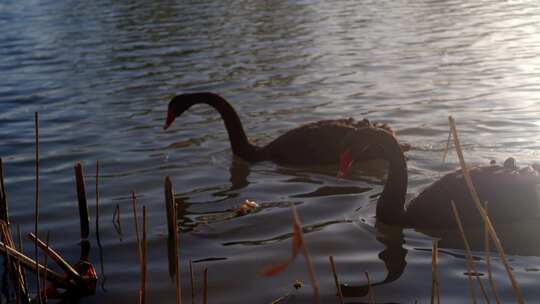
[340,218,540,301]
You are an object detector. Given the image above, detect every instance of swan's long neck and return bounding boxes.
[180,93,260,161]
[374,132,408,226]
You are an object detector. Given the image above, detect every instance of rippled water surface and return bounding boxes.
[2,0,540,303]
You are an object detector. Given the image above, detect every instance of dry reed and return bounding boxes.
[174,200,182,304]
[448,116,524,303]
[95,160,101,245]
[16,223,28,302]
[0,158,8,223]
[431,240,440,304]
[451,201,483,303]
[27,233,83,285]
[34,112,41,303]
[131,192,142,263]
[1,228,14,301]
[42,232,49,304]
[0,238,77,290]
[365,271,375,304]
[140,206,147,304]
[74,162,90,240]
[203,267,208,304]
[189,257,195,304]
[0,162,28,302]
[328,256,344,304]
[484,202,501,304]
[291,205,320,304]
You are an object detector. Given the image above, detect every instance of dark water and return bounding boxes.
[2,0,540,302]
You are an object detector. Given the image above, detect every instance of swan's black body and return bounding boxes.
[164,92,409,165]
[343,130,540,229]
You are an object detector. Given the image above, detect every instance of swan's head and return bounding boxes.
[164,94,192,130]
[337,127,397,178]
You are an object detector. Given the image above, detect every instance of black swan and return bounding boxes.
[164,92,410,165]
[339,127,540,229]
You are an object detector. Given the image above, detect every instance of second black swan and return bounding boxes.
[339,127,540,229]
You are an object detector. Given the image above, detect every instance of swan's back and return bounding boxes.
[405,163,540,229]
[261,119,394,165]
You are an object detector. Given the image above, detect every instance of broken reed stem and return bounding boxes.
[95,160,107,291]
[0,158,8,224]
[484,202,501,304]
[189,257,195,304]
[203,267,208,304]
[328,256,344,304]
[365,272,375,304]
[140,206,147,304]
[0,163,27,302]
[448,116,524,303]
[27,233,84,285]
[164,177,175,243]
[174,201,181,304]
[34,112,41,304]
[164,176,181,302]
[95,160,101,246]
[431,240,440,304]
[291,205,320,304]
[74,163,90,240]
[442,128,452,162]
[42,232,50,304]
[0,238,77,290]
[131,192,142,264]
[0,223,19,304]
[17,224,28,297]
[2,232,14,301]
[451,201,491,304]
[0,218,28,301]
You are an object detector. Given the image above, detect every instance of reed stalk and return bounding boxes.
[0,239,78,290]
[74,163,90,240]
[164,177,175,242]
[174,200,182,304]
[140,206,147,304]
[0,158,8,223]
[95,160,106,291]
[17,224,28,298]
[365,272,375,304]
[448,116,524,303]
[0,162,28,302]
[328,256,344,304]
[484,202,501,304]
[164,176,181,299]
[189,257,195,304]
[451,201,491,304]
[131,192,142,264]
[2,229,15,302]
[27,233,84,284]
[95,160,101,246]
[203,267,208,304]
[291,205,320,304]
[431,240,440,304]
[34,112,41,304]
[442,129,452,162]
[42,232,49,304]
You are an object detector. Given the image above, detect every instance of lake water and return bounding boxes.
[2,0,540,303]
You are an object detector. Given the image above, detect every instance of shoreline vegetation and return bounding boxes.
[0,114,526,303]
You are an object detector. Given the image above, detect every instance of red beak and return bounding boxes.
[163,109,175,130]
[338,149,353,178]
